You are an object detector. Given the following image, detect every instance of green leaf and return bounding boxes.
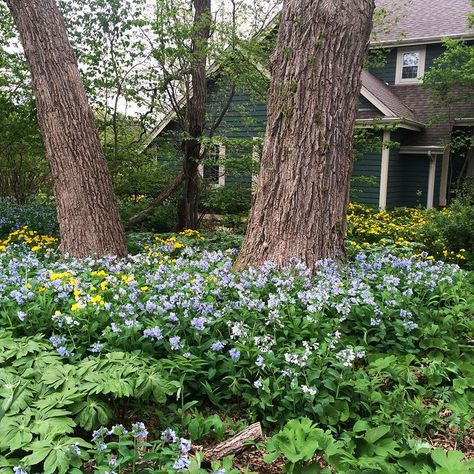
[263,451,280,464]
[23,446,51,466]
[364,425,391,444]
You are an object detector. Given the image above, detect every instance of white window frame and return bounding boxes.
[395,46,426,85]
[198,143,226,187]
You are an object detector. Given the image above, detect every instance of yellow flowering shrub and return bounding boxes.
[346,204,467,264]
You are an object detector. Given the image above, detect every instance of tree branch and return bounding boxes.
[127,172,185,227]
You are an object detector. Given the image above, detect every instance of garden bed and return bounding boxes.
[0,227,473,472]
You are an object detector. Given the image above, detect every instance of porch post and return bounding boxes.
[439,145,450,207]
[427,152,437,209]
[378,130,391,210]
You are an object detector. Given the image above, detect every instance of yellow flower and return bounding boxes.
[71,302,85,312]
[91,294,103,304]
[121,275,134,284]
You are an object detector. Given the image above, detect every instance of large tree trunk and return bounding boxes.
[6,0,128,258]
[176,0,211,231]
[235,0,375,273]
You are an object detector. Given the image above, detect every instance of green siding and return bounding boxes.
[425,43,445,70]
[369,48,397,84]
[369,43,447,85]
[386,147,404,208]
[359,96,376,110]
[352,148,382,207]
[396,154,429,207]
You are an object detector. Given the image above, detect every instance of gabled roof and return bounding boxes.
[373,0,474,46]
[391,85,474,146]
[141,0,473,150]
[360,71,416,119]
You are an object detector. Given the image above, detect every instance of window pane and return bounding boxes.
[203,164,219,183]
[401,52,419,79]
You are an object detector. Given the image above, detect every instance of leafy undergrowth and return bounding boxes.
[0,229,473,473]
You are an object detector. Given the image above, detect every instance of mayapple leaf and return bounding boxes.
[364,425,391,445]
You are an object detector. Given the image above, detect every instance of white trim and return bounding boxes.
[370,33,474,49]
[379,130,391,210]
[395,46,426,85]
[439,146,450,207]
[400,145,445,154]
[218,143,226,187]
[426,153,437,209]
[360,86,395,117]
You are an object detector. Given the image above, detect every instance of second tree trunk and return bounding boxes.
[235,0,375,272]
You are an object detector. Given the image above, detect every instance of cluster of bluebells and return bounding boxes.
[0,233,463,403]
[161,428,192,471]
[0,197,58,238]
[49,335,73,357]
[91,423,148,472]
[13,467,28,474]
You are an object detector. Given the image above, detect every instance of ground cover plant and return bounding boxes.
[346,203,471,266]
[0,223,473,473]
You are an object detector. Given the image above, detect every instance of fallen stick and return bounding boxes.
[204,422,263,461]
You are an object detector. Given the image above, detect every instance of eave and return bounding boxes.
[355,117,425,131]
[399,145,446,154]
[370,33,474,49]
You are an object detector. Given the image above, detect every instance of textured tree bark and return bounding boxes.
[6,0,128,258]
[177,0,211,231]
[234,0,375,273]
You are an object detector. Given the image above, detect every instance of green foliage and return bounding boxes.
[423,38,474,111]
[0,99,48,203]
[202,184,252,214]
[0,333,178,472]
[420,197,474,268]
[266,420,474,473]
[119,197,178,233]
[1,218,474,471]
[264,418,335,472]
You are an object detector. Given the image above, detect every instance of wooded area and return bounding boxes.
[1,0,474,472]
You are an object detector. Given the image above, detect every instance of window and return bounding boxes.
[395,47,426,84]
[199,143,225,187]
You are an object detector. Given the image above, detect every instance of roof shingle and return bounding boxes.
[373,0,474,45]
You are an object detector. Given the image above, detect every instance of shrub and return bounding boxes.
[119,197,177,234]
[202,184,252,214]
[419,197,474,268]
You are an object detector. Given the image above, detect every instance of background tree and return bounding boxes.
[135,0,278,230]
[235,0,375,272]
[176,0,212,230]
[5,0,127,257]
[0,3,49,203]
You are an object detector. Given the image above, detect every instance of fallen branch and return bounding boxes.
[127,172,185,227]
[204,422,263,461]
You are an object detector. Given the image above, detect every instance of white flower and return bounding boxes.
[301,385,317,396]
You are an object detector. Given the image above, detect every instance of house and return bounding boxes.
[146,0,474,210]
